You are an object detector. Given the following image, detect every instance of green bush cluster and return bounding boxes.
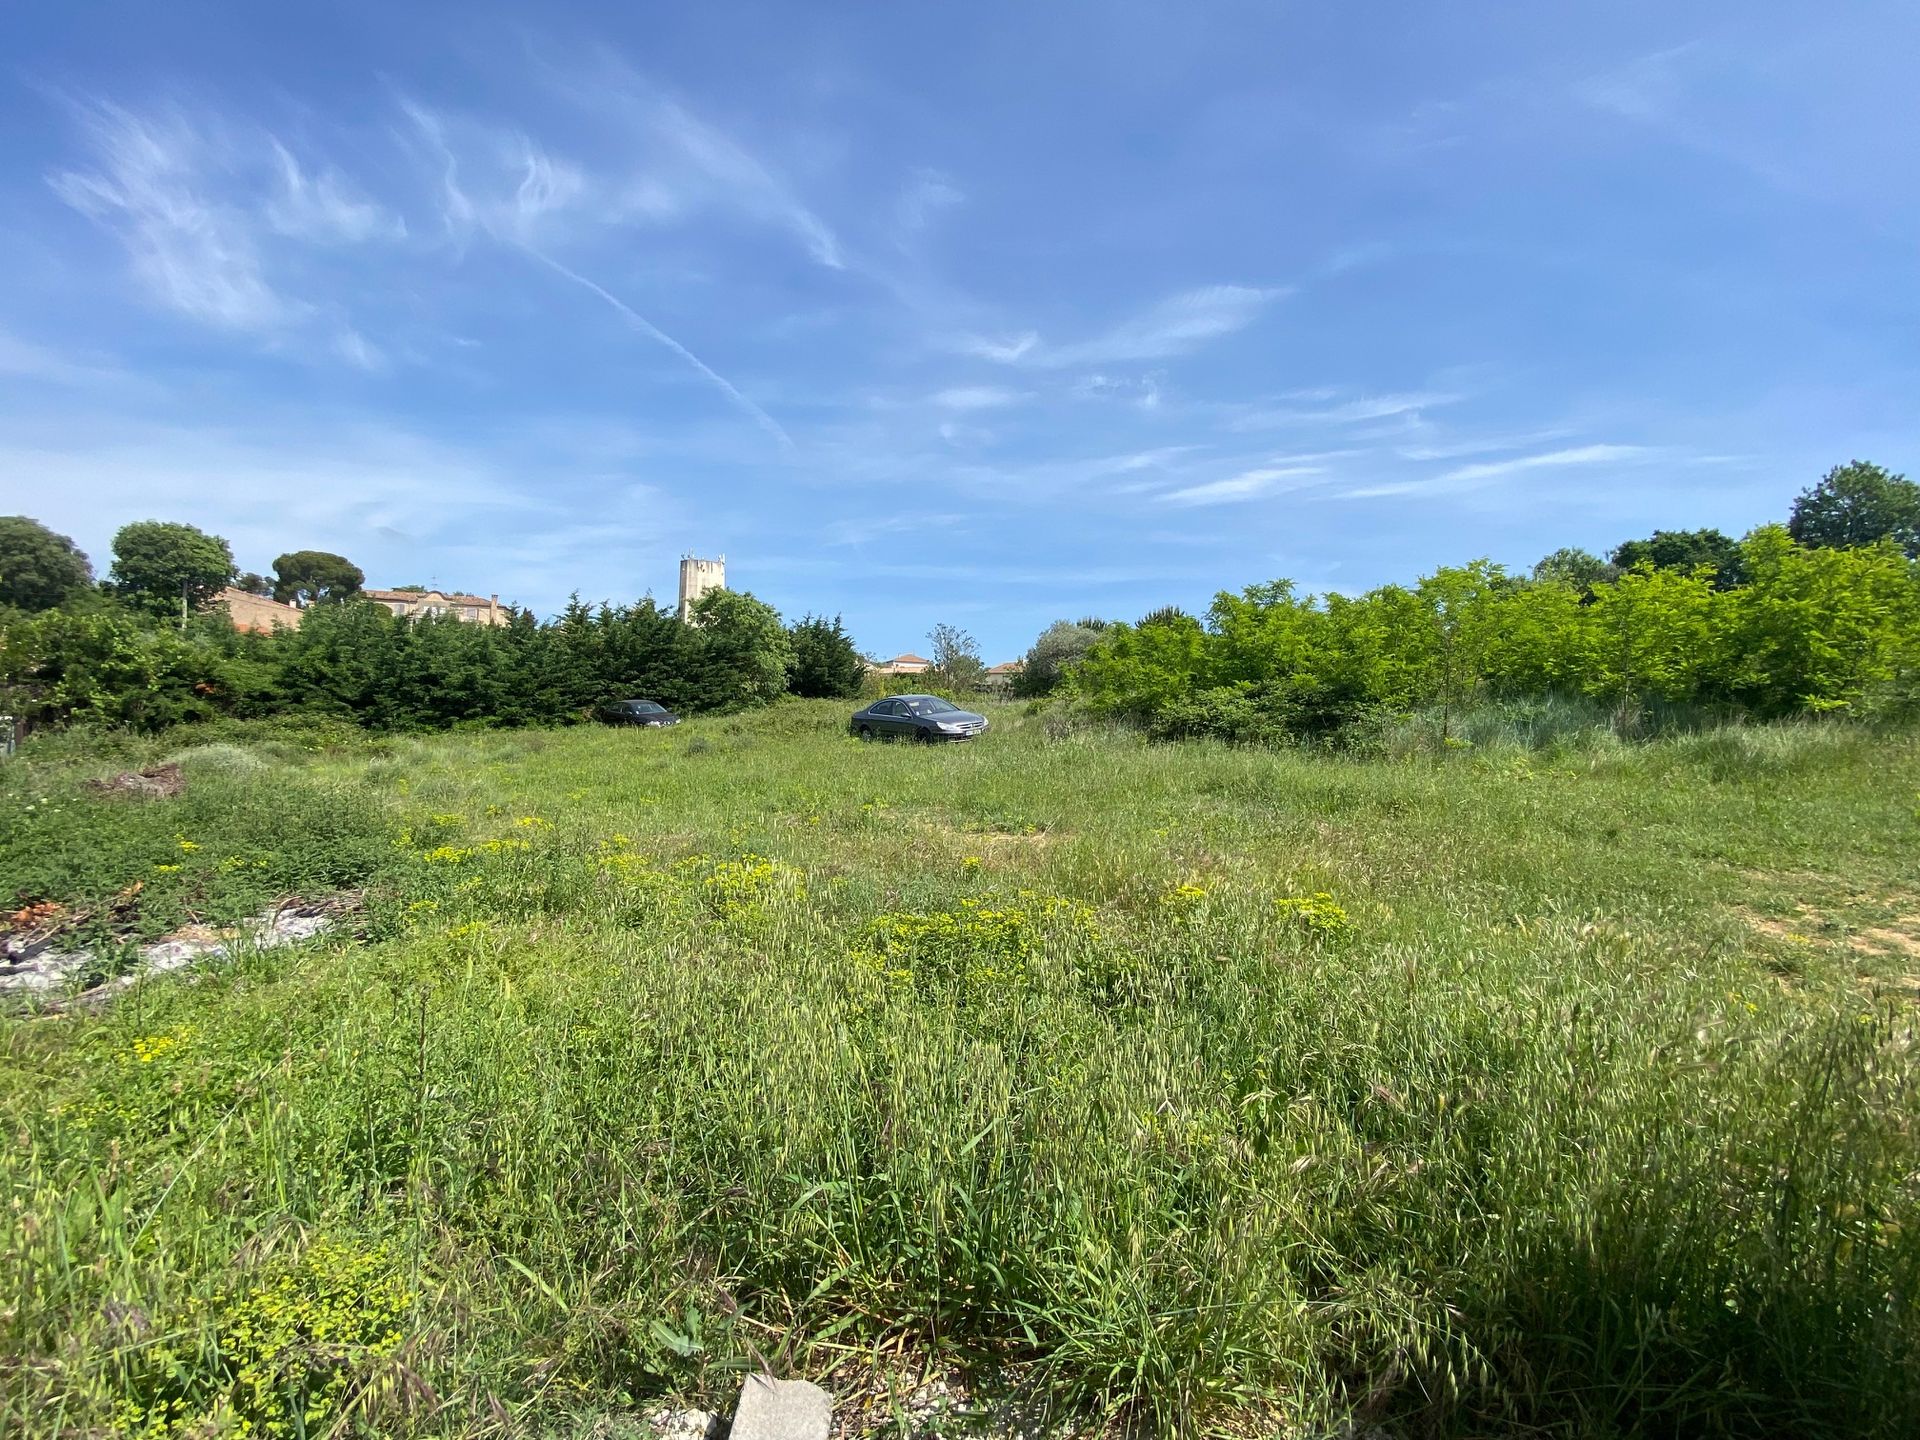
[852,891,1101,1002]
[0,589,867,734]
[1071,528,1920,742]
[0,760,394,947]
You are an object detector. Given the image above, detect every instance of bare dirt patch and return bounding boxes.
[87,762,185,799]
[1853,922,1920,960]
[1738,907,1818,944]
[1736,903,1920,962]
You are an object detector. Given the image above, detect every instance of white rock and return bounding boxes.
[0,905,334,997]
[729,1375,832,1440]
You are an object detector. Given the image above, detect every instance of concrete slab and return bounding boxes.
[728,1375,831,1440]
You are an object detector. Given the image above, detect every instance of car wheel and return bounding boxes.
[915,727,936,744]
[857,725,874,741]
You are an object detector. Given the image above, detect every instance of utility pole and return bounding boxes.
[180,578,189,632]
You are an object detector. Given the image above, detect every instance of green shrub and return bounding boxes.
[0,767,395,941]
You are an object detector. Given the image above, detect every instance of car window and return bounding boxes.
[873,700,900,716]
[632,702,664,714]
[907,698,959,715]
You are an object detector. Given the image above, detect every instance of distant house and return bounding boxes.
[866,652,932,676]
[363,589,510,626]
[981,660,1024,693]
[214,587,303,634]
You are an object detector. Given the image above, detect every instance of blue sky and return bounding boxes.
[3,2,1916,661]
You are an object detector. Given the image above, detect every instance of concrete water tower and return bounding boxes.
[678,554,725,621]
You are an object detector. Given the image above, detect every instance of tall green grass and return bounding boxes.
[2,705,1917,1436]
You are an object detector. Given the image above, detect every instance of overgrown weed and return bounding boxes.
[1,711,1917,1436]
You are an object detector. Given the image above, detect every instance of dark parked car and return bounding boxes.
[851,694,989,743]
[596,699,680,728]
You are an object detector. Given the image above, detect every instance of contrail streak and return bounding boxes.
[520,246,795,451]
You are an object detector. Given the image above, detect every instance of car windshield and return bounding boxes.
[626,701,664,714]
[905,698,960,715]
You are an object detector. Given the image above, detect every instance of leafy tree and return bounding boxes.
[787,614,865,698]
[1015,619,1107,697]
[1728,525,1920,714]
[1609,529,1745,589]
[1531,546,1617,590]
[0,607,228,729]
[272,600,405,725]
[1788,460,1920,558]
[0,516,93,612]
[1070,611,1208,720]
[1414,562,1509,743]
[927,622,985,691]
[1481,578,1586,697]
[235,571,273,597]
[110,521,235,618]
[1138,605,1194,629]
[688,590,794,711]
[1580,564,1723,715]
[272,550,365,605]
[583,597,695,714]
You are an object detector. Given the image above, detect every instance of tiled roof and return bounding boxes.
[215,587,299,610]
[890,653,931,664]
[365,589,494,606]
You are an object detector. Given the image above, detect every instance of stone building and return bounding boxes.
[981,661,1025,692]
[214,587,304,633]
[678,555,726,621]
[866,652,932,676]
[363,589,509,626]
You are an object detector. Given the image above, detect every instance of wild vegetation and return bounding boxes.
[3,705,1917,1437]
[0,588,871,734]
[1065,526,1920,743]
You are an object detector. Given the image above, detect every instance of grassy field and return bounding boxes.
[2,703,1918,1437]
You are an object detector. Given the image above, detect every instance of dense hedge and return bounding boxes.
[1071,527,1920,742]
[0,590,859,734]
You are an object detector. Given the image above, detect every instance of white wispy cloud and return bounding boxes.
[397,100,596,243]
[938,420,993,447]
[400,82,839,267]
[265,141,405,243]
[0,330,132,387]
[647,96,844,268]
[511,48,847,266]
[49,98,404,371]
[931,385,1024,411]
[1112,446,1199,471]
[960,331,1040,363]
[51,100,298,332]
[1342,443,1649,498]
[1574,44,1806,194]
[894,167,964,236]
[1160,463,1327,507]
[1075,373,1166,410]
[1393,427,1576,461]
[1230,390,1459,430]
[0,417,527,565]
[394,95,798,448]
[1439,442,1648,483]
[522,248,795,450]
[1577,45,1700,125]
[823,512,967,546]
[0,407,688,616]
[962,284,1286,369]
[330,329,386,371]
